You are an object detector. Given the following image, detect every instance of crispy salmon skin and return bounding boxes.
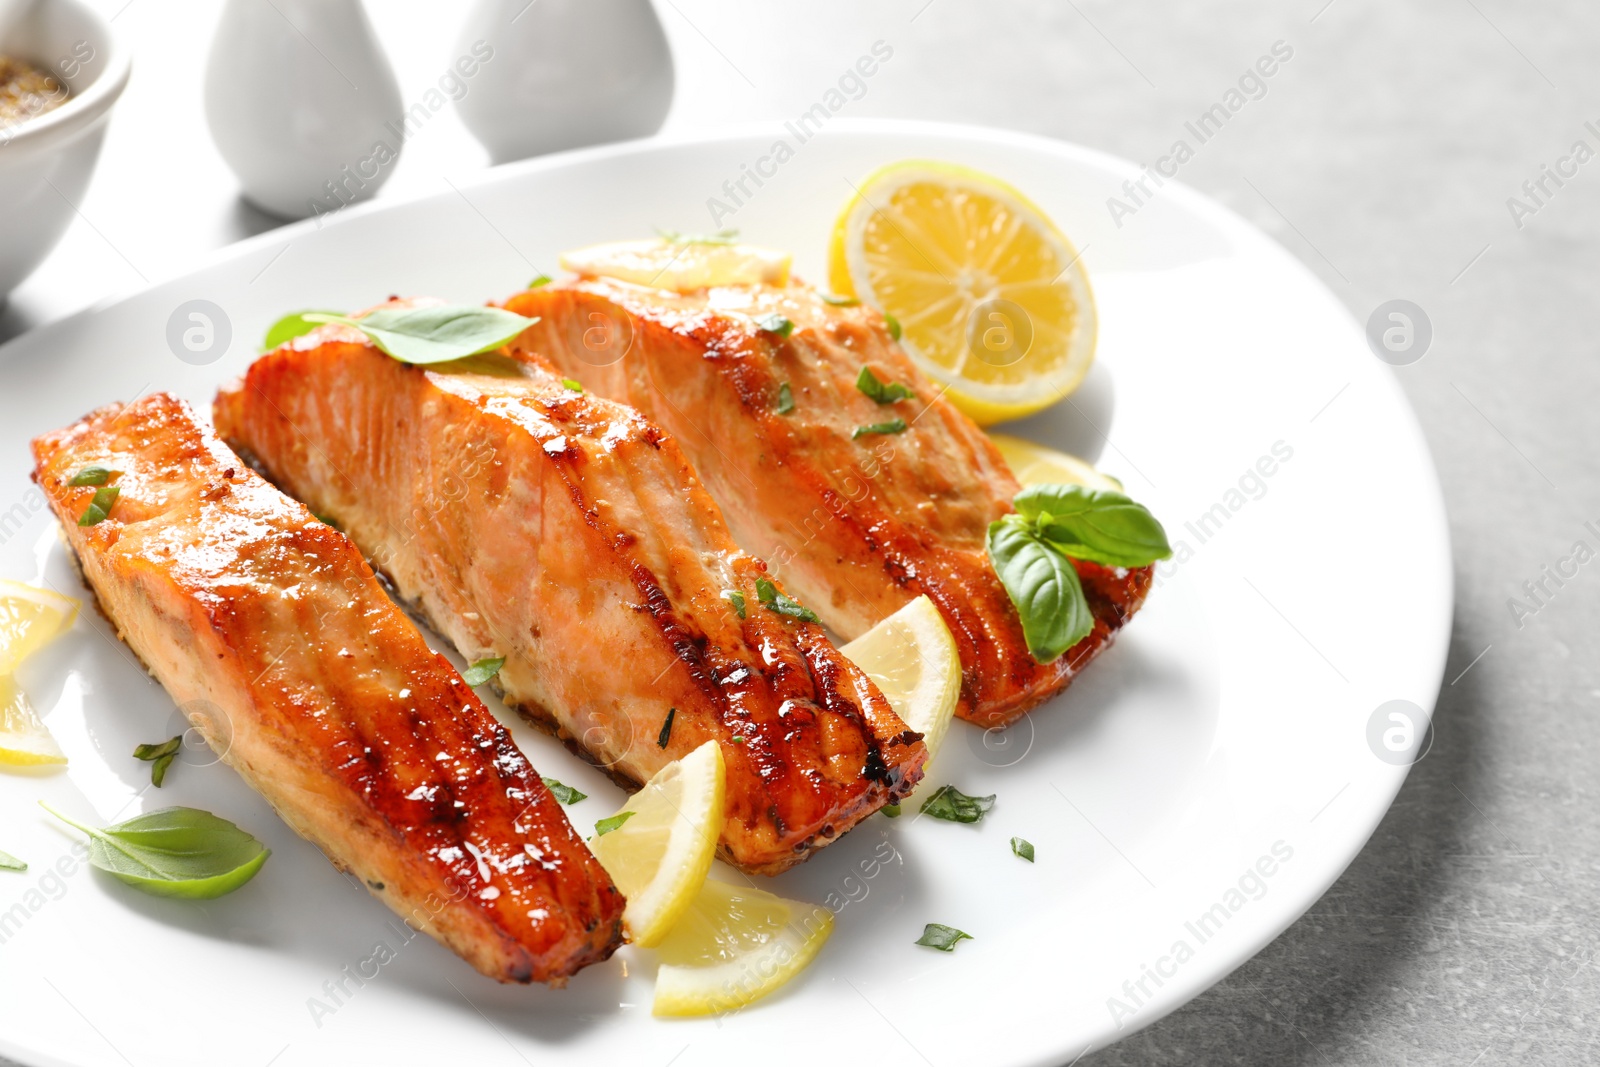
[31,394,623,984]
[503,278,1153,727]
[214,313,925,875]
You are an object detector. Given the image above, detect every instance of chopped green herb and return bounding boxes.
[658,227,739,246]
[69,465,112,487]
[541,777,587,805]
[919,785,995,824]
[882,803,902,818]
[0,849,25,872]
[754,577,819,623]
[729,735,747,744]
[884,312,902,341]
[594,811,635,837]
[77,485,120,526]
[1011,837,1035,862]
[657,707,676,749]
[462,656,505,687]
[133,735,183,788]
[915,923,972,951]
[754,313,794,338]
[528,273,552,288]
[723,589,747,618]
[561,378,583,393]
[776,381,795,415]
[851,419,907,440]
[820,293,860,307]
[856,366,914,404]
[40,802,270,899]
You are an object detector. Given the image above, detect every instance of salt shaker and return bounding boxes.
[453,0,674,165]
[204,0,404,220]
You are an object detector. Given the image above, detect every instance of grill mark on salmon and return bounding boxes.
[30,394,623,984]
[501,279,1153,727]
[214,313,925,875]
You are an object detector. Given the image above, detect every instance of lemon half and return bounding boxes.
[588,740,725,948]
[653,877,834,1017]
[828,161,1097,426]
[840,595,960,793]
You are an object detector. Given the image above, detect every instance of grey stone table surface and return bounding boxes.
[3,1,1594,1064]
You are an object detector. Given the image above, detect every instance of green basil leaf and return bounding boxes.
[69,465,112,487]
[856,366,914,404]
[303,306,538,365]
[0,848,26,872]
[1014,484,1172,568]
[919,785,996,824]
[723,589,747,618]
[987,515,1093,662]
[658,227,739,246]
[776,381,795,415]
[594,811,634,837]
[915,922,972,951]
[561,378,583,393]
[262,310,341,352]
[657,707,676,749]
[462,656,504,687]
[754,577,819,623]
[77,485,120,527]
[851,418,907,440]
[133,735,183,788]
[541,777,587,805]
[42,803,269,899]
[884,312,902,341]
[820,293,859,307]
[528,273,552,288]
[1011,836,1035,862]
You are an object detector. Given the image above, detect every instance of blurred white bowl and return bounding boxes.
[0,0,130,300]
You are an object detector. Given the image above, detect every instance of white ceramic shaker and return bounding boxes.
[453,0,674,165]
[204,0,405,220]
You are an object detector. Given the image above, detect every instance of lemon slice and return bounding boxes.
[989,433,1124,492]
[653,877,834,1017]
[588,740,725,947]
[561,237,791,292]
[828,160,1097,426]
[0,676,65,766]
[0,579,79,677]
[840,595,960,787]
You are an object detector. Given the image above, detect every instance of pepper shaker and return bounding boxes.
[204,0,404,220]
[453,0,674,165]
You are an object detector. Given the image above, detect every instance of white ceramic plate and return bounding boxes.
[0,121,1450,1067]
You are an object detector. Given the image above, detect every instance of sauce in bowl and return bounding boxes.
[0,55,70,132]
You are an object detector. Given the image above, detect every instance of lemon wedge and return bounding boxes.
[0,676,65,766]
[989,433,1124,492]
[828,160,1097,426]
[561,237,791,292]
[652,877,834,1017]
[588,739,725,948]
[840,595,960,784]
[0,579,78,677]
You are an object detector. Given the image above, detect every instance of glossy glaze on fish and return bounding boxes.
[31,394,623,984]
[214,315,925,875]
[503,279,1153,727]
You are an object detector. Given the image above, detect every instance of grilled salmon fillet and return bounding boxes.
[503,279,1154,727]
[31,394,623,984]
[214,315,925,875]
